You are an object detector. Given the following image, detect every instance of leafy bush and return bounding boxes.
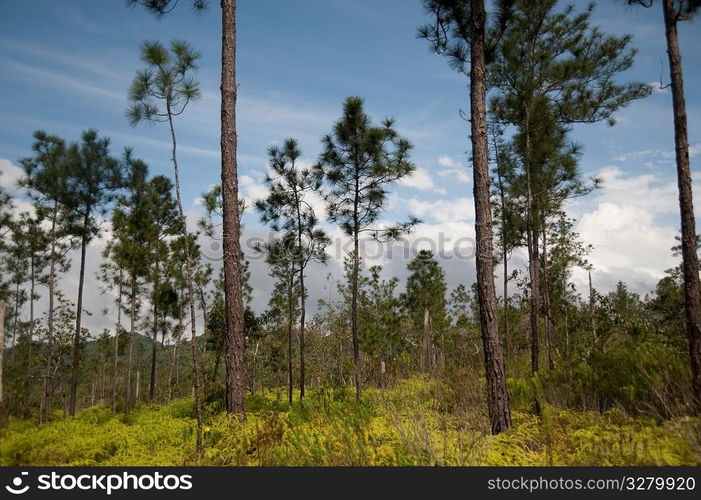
[509,338,693,418]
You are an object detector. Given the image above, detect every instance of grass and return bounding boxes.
[1,377,699,466]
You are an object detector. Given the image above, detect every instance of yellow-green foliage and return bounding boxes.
[1,377,698,466]
[488,408,699,466]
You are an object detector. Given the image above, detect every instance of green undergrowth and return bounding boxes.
[1,377,699,466]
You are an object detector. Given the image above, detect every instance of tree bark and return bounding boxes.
[471,0,511,434]
[221,0,246,415]
[69,211,90,417]
[664,0,701,414]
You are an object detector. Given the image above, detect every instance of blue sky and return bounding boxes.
[1,0,700,330]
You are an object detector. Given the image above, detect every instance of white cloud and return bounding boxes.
[572,202,676,294]
[590,165,678,215]
[0,158,27,192]
[610,143,701,163]
[406,197,475,223]
[239,174,269,205]
[438,154,460,168]
[436,155,470,183]
[401,167,446,193]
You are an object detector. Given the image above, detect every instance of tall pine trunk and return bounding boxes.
[663,0,701,413]
[471,0,511,434]
[296,201,307,400]
[221,0,246,415]
[69,211,90,417]
[166,106,204,452]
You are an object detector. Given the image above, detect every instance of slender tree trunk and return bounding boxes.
[492,127,510,357]
[471,0,511,434]
[11,281,20,357]
[112,270,123,413]
[124,272,137,416]
[23,259,35,418]
[167,106,203,452]
[292,186,307,400]
[503,249,510,356]
[42,206,58,422]
[297,243,306,400]
[351,237,361,403]
[524,107,540,375]
[69,212,90,417]
[150,265,159,402]
[588,269,596,343]
[664,0,701,414]
[168,337,178,403]
[135,366,140,405]
[150,308,158,402]
[221,0,246,415]
[421,307,432,372]
[287,272,294,405]
[0,300,5,414]
[542,226,554,370]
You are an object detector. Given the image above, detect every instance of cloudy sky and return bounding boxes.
[1,0,700,334]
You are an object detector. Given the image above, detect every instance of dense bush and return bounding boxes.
[509,337,693,418]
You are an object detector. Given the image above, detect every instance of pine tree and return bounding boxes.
[359,266,401,387]
[60,130,122,417]
[146,175,179,402]
[402,250,448,372]
[127,38,205,450]
[628,0,701,414]
[260,234,301,405]
[20,131,76,421]
[110,153,158,415]
[14,211,50,418]
[318,96,418,402]
[255,138,330,400]
[486,0,650,375]
[419,0,512,433]
[128,0,247,416]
